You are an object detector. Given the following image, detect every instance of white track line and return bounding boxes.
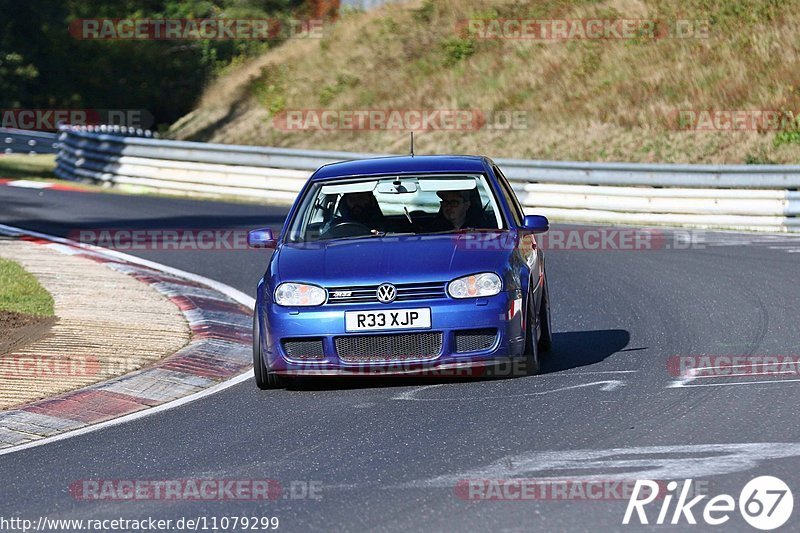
[671,378,800,389]
[7,180,52,189]
[565,370,638,375]
[668,362,800,388]
[667,368,698,388]
[392,380,624,401]
[0,224,255,457]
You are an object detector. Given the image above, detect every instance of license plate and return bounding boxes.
[345,308,431,332]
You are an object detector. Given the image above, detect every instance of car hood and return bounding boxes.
[275,232,517,286]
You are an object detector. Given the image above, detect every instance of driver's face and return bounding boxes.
[439,191,470,223]
[345,192,373,217]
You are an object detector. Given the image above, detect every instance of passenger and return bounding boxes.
[429,190,484,231]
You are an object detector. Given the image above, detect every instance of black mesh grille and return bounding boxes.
[326,282,446,304]
[282,338,326,360]
[335,332,442,362]
[454,329,498,353]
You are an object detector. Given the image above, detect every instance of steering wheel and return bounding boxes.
[324,221,372,238]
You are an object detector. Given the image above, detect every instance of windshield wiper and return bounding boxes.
[367,231,419,238]
[320,231,420,242]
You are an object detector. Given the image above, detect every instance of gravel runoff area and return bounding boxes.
[0,237,190,409]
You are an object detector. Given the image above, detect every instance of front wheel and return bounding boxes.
[253,313,288,390]
[523,292,540,376]
[538,274,553,353]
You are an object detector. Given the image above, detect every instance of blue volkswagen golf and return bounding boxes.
[249,155,552,388]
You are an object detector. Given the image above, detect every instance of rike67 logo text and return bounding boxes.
[623,476,793,530]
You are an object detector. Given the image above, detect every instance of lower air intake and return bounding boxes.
[282,338,326,360]
[454,329,498,353]
[336,332,442,362]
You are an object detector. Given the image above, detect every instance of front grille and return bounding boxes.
[326,282,446,304]
[282,338,326,360]
[454,328,498,353]
[335,332,442,362]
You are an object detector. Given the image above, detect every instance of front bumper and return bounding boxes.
[258,290,530,375]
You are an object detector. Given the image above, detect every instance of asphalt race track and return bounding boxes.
[2,186,800,531]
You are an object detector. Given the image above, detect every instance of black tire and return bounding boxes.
[523,289,540,376]
[537,274,553,353]
[253,313,287,390]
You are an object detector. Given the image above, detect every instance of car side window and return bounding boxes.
[493,166,523,226]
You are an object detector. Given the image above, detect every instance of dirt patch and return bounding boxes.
[0,310,56,356]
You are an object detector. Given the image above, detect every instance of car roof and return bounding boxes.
[310,155,492,181]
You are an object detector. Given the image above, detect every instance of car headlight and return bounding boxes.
[274,283,326,306]
[448,273,502,298]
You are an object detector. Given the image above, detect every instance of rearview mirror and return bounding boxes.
[522,215,549,234]
[376,180,418,194]
[248,228,277,249]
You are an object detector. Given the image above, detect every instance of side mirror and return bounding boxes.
[522,215,549,234]
[248,228,277,249]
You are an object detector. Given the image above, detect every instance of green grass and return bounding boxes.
[0,256,55,317]
[0,154,56,180]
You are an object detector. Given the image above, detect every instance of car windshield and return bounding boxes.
[286,174,505,242]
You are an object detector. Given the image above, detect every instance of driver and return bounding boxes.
[337,191,386,232]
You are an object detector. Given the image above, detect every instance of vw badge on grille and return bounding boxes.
[376,283,396,303]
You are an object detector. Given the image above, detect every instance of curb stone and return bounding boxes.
[0,234,253,449]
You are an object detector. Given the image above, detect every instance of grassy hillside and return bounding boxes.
[169,0,800,164]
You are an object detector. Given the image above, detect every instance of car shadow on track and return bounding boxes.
[539,329,630,375]
[285,329,630,391]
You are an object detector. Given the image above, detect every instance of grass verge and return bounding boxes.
[0,154,56,180]
[0,256,55,317]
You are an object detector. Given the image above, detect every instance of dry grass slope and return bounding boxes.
[169,0,800,164]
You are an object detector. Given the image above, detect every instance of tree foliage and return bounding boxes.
[0,0,306,128]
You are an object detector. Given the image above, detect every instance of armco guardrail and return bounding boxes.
[1,128,60,154]
[55,126,800,231]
